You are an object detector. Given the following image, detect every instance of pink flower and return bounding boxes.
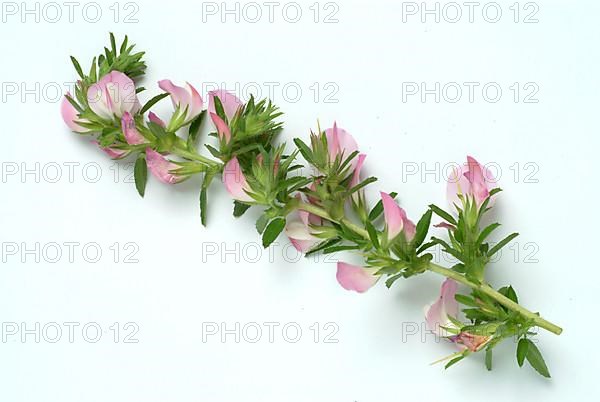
[424,279,459,337]
[208,89,243,122]
[87,71,140,120]
[158,80,203,124]
[222,157,253,202]
[121,112,146,145]
[146,148,184,184]
[285,196,321,253]
[324,122,359,170]
[210,113,231,143]
[447,156,497,209]
[451,332,491,352]
[61,93,89,133]
[380,192,416,242]
[336,262,379,293]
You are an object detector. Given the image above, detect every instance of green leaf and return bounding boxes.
[365,220,380,249]
[262,218,286,248]
[134,154,147,197]
[485,348,493,371]
[487,232,519,257]
[140,93,169,115]
[477,222,501,245]
[323,245,360,254]
[413,209,433,248]
[293,138,314,163]
[445,354,466,369]
[188,110,206,149]
[256,214,269,234]
[109,32,117,55]
[233,201,251,218]
[213,95,227,122]
[455,294,479,307]
[517,338,529,367]
[385,274,403,288]
[524,340,551,378]
[305,238,341,257]
[499,285,519,304]
[429,204,457,226]
[369,192,398,221]
[70,56,85,79]
[199,172,215,226]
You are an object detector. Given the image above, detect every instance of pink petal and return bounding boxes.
[148,112,166,127]
[447,157,497,209]
[222,157,253,202]
[61,94,87,133]
[380,192,404,241]
[158,80,203,123]
[465,156,490,205]
[324,123,359,169]
[158,79,190,109]
[350,154,367,189]
[402,215,416,242]
[285,221,318,253]
[121,112,145,145]
[425,279,459,337]
[87,72,139,119]
[434,222,456,231]
[87,82,113,120]
[209,90,243,121]
[336,262,379,293]
[210,112,231,143]
[145,148,183,184]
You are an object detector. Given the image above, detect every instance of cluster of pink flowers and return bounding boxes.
[62,70,498,350]
[61,71,243,184]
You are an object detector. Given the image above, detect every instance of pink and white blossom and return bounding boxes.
[87,71,140,120]
[447,156,497,209]
[158,80,203,124]
[424,279,459,337]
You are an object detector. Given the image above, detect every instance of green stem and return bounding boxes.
[295,202,563,336]
[172,142,221,169]
[427,262,563,335]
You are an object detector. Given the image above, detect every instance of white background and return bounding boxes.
[0,0,597,400]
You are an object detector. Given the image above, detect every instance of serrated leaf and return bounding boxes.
[134,154,147,197]
[262,218,286,248]
[525,340,550,378]
[517,338,529,367]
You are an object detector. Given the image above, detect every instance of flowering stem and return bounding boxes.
[296,202,563,336]
[297,202,369,238]
[426,262,563,335]
[172,142,221,169]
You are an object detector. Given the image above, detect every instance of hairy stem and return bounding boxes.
[296,202,563,336]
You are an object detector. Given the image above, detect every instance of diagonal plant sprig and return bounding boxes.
[64,34,562,379]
